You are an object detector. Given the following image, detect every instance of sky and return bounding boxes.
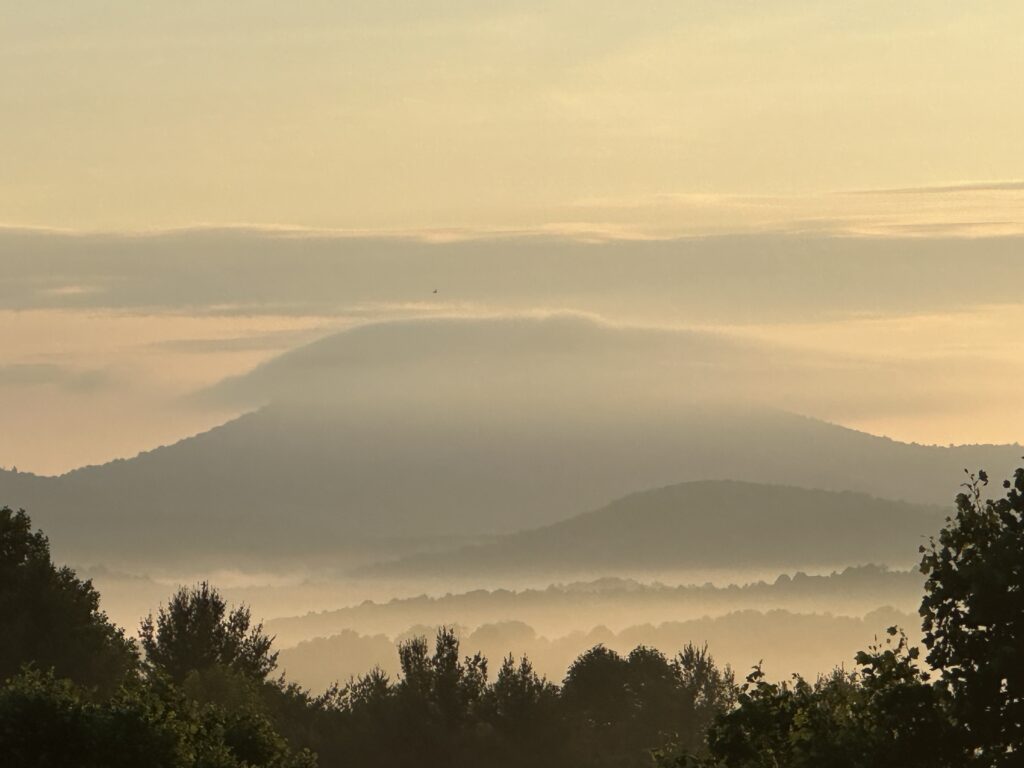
[3,1,1023,234]
[2,230,1023,474]
[2,3,1023,473]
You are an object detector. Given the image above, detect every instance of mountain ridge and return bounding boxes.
[356,479,946,578]
[0,405,1015,567]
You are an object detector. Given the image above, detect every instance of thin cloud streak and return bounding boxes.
[4,180,1024,242]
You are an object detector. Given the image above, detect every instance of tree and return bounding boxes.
[851,629,962,766]
[661,465,1024,768]
[562,644,631,730]
[562,644,736,767]
[484,654,559,736]
[0,506,136,694]
[0,667,316,768]
[480,654,562,766]
[0,668,189,768]
[0,511,317,765]
[687,631,960,768]
[392,627,489,765]
[920,465,1024,764]
[140,582,277,684]
[674,643,737,754]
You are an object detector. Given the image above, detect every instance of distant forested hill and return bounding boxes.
[266,564,922,646]
[0,407,1009,567]
[360,481,943,576]
[1,315,1017,567]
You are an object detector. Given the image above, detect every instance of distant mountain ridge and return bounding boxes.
[0,406,1013,567]
[0,316,1018,567]
[266,563,923,647]
[358,480,945,578]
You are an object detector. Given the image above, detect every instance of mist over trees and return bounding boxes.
[662,465,1024,767]
[265,564,923,646]
[4,464,1024,766]
[275,608,919,694]
[0,506,738,767]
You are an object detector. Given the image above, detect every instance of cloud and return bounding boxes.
[564,183,1024,239]
[152,328,331,354]
[2,228,1022,472]
[0,363,112,392]
[189,312,797,413]
[38,284,104,298]
[853,180,1024,195]
[2,228,1023,324]
[191,312,1005,429]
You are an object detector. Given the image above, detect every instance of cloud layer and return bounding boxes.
[2,229,1022,472]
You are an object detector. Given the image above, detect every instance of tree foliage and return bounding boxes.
[920,466,1024,764]
[0,667,315,768]
[0,509,313,768]
[0,506,137,695]
[140,582,278,684]
[665,463,1024,768]
[669,629,960,768]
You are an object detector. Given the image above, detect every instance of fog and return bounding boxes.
[3,228,1021,727]
[80,561,926,687]
[277,608,921,693]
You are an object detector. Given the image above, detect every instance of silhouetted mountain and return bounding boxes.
[0,316,1016,566]
[0,406,1012,567]
[358,482,942,578]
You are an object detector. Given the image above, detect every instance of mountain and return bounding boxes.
[0,405,1012,568]
[0,315,1016,567]
[358,481,946,578]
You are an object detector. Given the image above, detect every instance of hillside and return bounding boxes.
[360,481,945,578]
[266,564,923,647]
[0,316,1016,567]
[0,408,1010,567]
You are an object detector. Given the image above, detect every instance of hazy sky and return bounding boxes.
[2,4,1023,473]
[2,1,1023,234]
[2,230,1023,474]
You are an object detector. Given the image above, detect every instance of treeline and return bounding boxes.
[266,564,921,645]
[278,608,915,693]
[0,504,731,768]
[664,467,1024,768]
[3,465,1024,767]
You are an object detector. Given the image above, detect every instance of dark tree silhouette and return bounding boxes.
[662,466,1024,767]
[140,581,277,684]
[674,643,738,753]
[921,465,1024,764]
[0,506,136,695]
[483,654,560,739]
[0,667,316,768]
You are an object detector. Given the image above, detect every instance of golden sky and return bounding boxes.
[2,230,1023,474]
[2,2,1023,233]
[2,4,1023,473]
